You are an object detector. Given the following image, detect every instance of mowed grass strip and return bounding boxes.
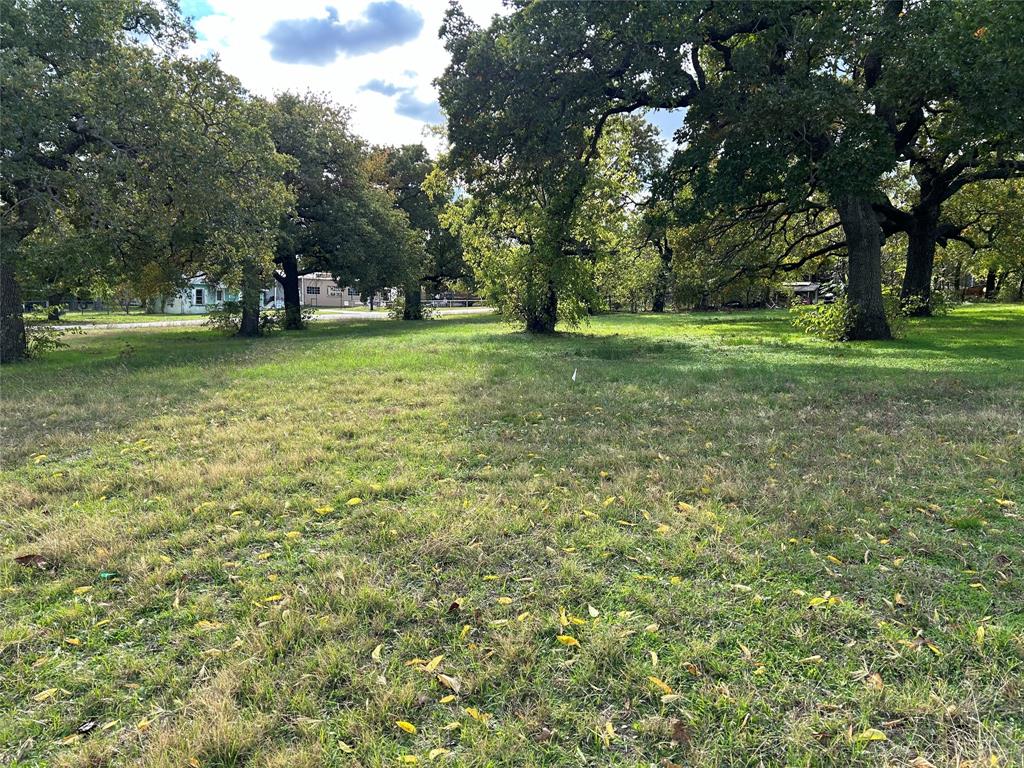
[1,305,1022,767]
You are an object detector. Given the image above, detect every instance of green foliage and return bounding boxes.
[269,94,422,304]
[388,295,436,321]
[438,1,1024,340]
[790,299,854,342]
[2,0,292,358]
[439,194,594,331]
[791,288,915,341]
[23,323,83,358]
[367,144,467,294]
[203,301,313,336]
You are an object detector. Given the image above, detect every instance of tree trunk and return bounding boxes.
[984,268,997,299]
[1,257,28,363]
[836,194,891,340]
[46,292,65,321]
[238,264,262,337]
[651,238,673,313]
[277,255,304,330]
[900,204,939,316]
[525,281,558,333]
[1016,273,1024,302]
[402,280,423,320]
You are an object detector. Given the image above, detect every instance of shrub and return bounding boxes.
[204,302,314,335]
[388,296,436,320]
[790,287,913,341]
[25,324,83,357]
[790,297,852,341]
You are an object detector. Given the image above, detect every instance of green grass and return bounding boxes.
[1,305,1022,767]
[26,310,189,325]
[26,306,382,326]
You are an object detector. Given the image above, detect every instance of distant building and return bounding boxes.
[296,272,381,308]
[158,276,238,314]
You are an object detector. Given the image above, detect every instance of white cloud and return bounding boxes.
[187,0,507,152]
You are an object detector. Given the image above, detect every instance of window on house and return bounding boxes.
[328,286,342,296]
[306,286,321,295]
[216,289,224,302]
[194,288,204,305]
[347,287,358,296]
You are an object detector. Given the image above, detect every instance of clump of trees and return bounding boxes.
[1,0,297,359]
[5,1,1021,362]
[1,0,432,363]
[436,0,1024,338]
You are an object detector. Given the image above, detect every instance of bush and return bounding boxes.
[790,297,852,341]
[388,296,436,320]
[25,324,83,357]
[204,302,314,335]
[790,287,912,341]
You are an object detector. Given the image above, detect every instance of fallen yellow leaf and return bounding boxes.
[396,720,417,734]
[437,673,461,693]
[556,634,579,647]
[854,727,886,742]
[648,676,673,695]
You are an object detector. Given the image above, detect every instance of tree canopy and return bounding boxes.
[437,0,1024,337]
[1,0,292,354]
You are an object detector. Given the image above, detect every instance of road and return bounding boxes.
[52,306,493,331]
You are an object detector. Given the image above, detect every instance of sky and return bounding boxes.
[180,0,685,152]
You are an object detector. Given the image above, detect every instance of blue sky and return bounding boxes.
[182,1,680,150]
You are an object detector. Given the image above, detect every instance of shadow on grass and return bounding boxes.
[0,316,496,464]
[1,307,1019,464]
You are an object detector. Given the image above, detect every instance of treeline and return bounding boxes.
[1,0,466,362]
[435,1,1024,339]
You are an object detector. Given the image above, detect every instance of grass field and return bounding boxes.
[1,305,1022,767]
[26,307,380,326]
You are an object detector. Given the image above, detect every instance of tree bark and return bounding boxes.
[900,204,939,316]
[1,257,28,363]
[1016,273,1024,302]
[276,255,304,330]
[836,194,891,340]
[46,293,64,321]
[238,263,262,337]
[651,237,673,313]
[984,268,997,299]
[402,280,423,320]
[525,281,558,333]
